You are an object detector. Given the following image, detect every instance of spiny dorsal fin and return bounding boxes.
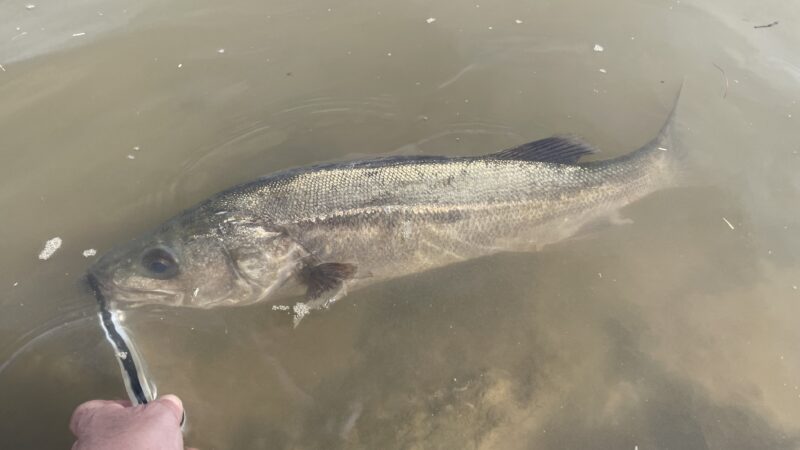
[488,135,599,164]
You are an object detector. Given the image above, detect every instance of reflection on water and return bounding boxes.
[1,0,799,448]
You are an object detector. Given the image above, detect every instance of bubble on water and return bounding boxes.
[82,249,97,258]
[292,302,310,326]
[426,17,436,24]
[217,48,225,54]
[127,154,135,160]
[515,19,523,24]
[38,237,62,260]
[25,4,36,10]
[593,44,604,52]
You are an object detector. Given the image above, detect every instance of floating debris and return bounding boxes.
[754,21,778,29]
[599,68,607,73]
[593,44,604,52]
[25,4,36,9]
[722,217,735,230]
[127,154,135,160]
[177,63,182,68]
[515,19,523,24]
[426,17,436,24]
[72,32,86,37]
[82,249,97,258]
[712,63,729,98]
[13,282,18,287]
[38,237,62,260]
[0,64,5,72]
[217,48,225,54]
[132,146,140,151]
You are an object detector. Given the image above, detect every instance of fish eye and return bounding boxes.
[141,247,179,279]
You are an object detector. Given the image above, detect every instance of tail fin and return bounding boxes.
[583,82,687,188]
[648,80,683,157]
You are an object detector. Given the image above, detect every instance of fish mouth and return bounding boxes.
[85,272,184,308]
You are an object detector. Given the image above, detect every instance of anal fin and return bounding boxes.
[571,211,634,242]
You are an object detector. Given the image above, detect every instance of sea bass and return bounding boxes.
[88,96,682,323]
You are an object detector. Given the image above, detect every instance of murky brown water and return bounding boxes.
[2,0,799,448]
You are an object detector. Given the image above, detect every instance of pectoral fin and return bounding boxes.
[301,262,357,300]
[292,262,357,327]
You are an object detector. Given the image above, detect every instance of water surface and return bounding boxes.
[1,0,799,448]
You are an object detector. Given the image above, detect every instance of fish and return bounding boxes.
[88,92,682,324]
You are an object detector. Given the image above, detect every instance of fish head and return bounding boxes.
[88,210,304,309]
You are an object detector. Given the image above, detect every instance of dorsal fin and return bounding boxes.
[488,135,598,164]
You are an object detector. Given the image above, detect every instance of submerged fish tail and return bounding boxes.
[589,85,684,190]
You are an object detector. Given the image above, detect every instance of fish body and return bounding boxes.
[89,97,681,316]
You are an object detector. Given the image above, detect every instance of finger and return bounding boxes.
[151,394,184,423]
[69,400,126,435]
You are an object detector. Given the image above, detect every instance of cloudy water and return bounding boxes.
[1,0,799,448]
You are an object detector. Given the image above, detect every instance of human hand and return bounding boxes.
[70,394,187,450]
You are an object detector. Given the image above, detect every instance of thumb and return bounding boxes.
[151,394,184,423]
